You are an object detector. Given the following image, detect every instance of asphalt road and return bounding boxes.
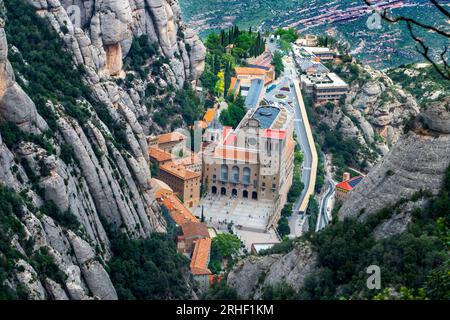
[316,178,335,231]
[264,54,316,237]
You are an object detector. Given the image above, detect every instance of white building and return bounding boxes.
[301,72,349,103]
[301,46,335,61]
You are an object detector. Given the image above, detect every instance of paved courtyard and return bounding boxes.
[193,194,280,249]
[235,228,280,251]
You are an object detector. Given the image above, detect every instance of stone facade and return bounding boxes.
[202,105,295,228]
[159,162,201,208]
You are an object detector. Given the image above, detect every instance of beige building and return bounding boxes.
[172,153,202,173]
[301,72,349,103]
[229,65,274,97]
[301,46,335,61]
[148,132,187,154]
[159,162,201,208]
[149,146,173,165]
[148,131,202,208]
[202,104,295,228]
[295,35,318,47]
[151,178,212,291]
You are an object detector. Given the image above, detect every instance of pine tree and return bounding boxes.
[224,61,232,95]
[220,30,225,46]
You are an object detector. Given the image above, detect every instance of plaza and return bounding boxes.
[193,194,280,249]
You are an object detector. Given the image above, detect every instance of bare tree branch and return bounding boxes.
[406,21,450,79]
[429,0,450,19]
[363,0,450,80]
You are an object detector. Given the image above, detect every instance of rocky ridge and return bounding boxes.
[0,0,205,300]
[227,242,317,299]
[30,0,206,85]
[228,99,450,299]
[317,63,420,167]
[339,100,450,231]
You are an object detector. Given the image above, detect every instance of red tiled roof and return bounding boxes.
[228,77,240,95]
[336,176,363,192]
[190,238,212,276]
[235,67,267,76]
[149,147,173,163]
[156,192,198,226]
[155,187,212,277]
[157,132,187,145]
[160,162,200,180]
[203,108,216,123]
[336,181,352,192]
[181,221,210,239]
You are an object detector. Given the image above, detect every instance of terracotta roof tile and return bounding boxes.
[203,108,216,123]
[235,67,267,76]
[160,162,200,180]
[336,176,363,192]
[181,221,210,239]
[149,147,173,163]
[228,77,241,94]
[190,238,212,276]
[156,193,198,226]
[157,132,187,145]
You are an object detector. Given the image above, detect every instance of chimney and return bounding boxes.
[343,172,351,182]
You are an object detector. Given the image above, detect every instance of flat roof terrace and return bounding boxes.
[302,72,348,89]
[251,106,280,129]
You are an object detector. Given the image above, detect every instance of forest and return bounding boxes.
[261,165,450,300]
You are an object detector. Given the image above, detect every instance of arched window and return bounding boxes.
[232,166,240,183]
[221,164,228,181]
[243,167,251,185]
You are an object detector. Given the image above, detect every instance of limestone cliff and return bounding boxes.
[339,99,450,235]
[30,0,206,85]
[227,242,317,299]
[0,19,48,133]
[227,100,450,299]
[0,0,204,300]
[316,63,420,169]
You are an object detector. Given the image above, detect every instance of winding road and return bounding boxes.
[264,47,318,237]
[316,178,335,231]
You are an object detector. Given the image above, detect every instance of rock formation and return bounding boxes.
[317,64,420,166]
[0,0,205,300]
[0,18,48,133]
[228,99,450,300]
[339,99,450,229]
[227,242,317,299]
[29,0,206,85]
